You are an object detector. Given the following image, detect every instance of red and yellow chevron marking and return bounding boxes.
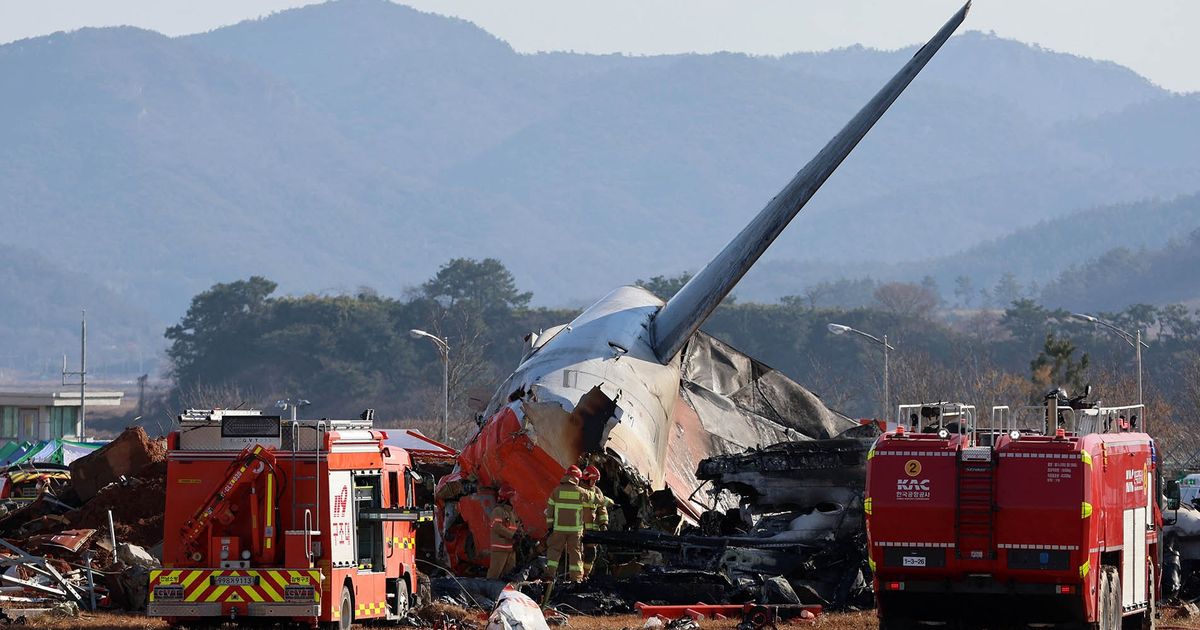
[149,569,321,604]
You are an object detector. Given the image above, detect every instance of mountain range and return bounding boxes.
[1,0,1197,374]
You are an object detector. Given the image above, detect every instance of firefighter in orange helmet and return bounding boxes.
[543,465,585,581]
[579,465,609,578]
[487,486,521,580]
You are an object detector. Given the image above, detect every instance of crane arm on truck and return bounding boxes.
[180,444,279,556]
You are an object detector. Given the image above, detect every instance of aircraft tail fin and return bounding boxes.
[651,2,970,362]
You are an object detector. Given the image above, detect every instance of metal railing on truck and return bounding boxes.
[999,404,1146,438]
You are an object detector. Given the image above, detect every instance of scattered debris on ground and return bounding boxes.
[0,427,166,617]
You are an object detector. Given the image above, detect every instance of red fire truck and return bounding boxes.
[867,397,1161,629]
[148,409,453,629]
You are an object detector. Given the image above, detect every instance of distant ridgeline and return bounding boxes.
[2,0,1199,377]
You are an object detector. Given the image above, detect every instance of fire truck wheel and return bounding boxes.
[1096,569,1111,630]
[334,584,353,630]
[394,577,410,617]
[1101,567,1121,630]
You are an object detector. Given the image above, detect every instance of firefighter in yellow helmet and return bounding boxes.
[580,465,609,578]
[543,465,585,581]
[487,486,521,580]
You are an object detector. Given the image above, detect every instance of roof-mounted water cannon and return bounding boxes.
[275,398,311,424]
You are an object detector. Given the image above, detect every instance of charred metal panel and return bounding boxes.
[697,436,875,512]
[681,332,849,441]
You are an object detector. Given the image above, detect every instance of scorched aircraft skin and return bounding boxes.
[436,3,972,572]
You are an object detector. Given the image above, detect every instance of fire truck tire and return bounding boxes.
[394,575,411,617]
[331,584,353,630]
[1100,567,1121,630]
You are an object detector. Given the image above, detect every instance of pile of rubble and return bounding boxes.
[0,427,167,617]
[577,435,877,612]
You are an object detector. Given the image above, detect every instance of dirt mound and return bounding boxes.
[59,427,168,548]
[68,427,166,502]
[67,474,166,549]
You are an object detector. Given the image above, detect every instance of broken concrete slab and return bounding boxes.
[115,543,159,570]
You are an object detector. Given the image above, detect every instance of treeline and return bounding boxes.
[157,259,1200,447]
[1040,228,1200,310]
[161,260,574,435]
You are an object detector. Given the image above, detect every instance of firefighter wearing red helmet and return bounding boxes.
[579,465,610,577]
[543,465,585,581]
[487,486,522,580]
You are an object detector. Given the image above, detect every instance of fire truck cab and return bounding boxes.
[867,397,1160,629]
[149,409,446,629]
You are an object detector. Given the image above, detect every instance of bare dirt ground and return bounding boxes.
[11,608,1200,629]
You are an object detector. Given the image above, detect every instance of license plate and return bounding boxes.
[154,586,184,600]
[902,556,926,567]
[285,587,315,600]
[212,575,258,586]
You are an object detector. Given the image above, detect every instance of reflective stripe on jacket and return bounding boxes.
[545,479,584,533]
[490,503,519,549]
[583,485,610,531]
[580,486,596,527]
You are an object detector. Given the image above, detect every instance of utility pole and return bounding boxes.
[62,310,87,440]
[137,374,149,420]
[883,333,890,425]
[1136,328,1143,408]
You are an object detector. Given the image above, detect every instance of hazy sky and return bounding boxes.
[3,0,1197,93]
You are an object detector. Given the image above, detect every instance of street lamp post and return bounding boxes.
[1070,313,1149,406]
[828,323,895,422]
[410,329,450,443]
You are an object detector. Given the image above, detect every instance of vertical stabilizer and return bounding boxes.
[651,2,970,363]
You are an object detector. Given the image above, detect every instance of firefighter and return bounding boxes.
[487,486,521,580]
[543,465,585,582]
[580,465,609,578]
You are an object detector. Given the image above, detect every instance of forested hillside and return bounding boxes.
[739,192,1200,305]
[1041,229,1200,310]
[4,0,1198,378]
[146,260,1200,446]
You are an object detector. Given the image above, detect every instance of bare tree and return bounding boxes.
[874,282,939,319]
[403,307,503,446]
[890,350,1033,420]
[804,355,857,412]
[1157,354,1200,470]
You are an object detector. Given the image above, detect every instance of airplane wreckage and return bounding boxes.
[435,3,971,606]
